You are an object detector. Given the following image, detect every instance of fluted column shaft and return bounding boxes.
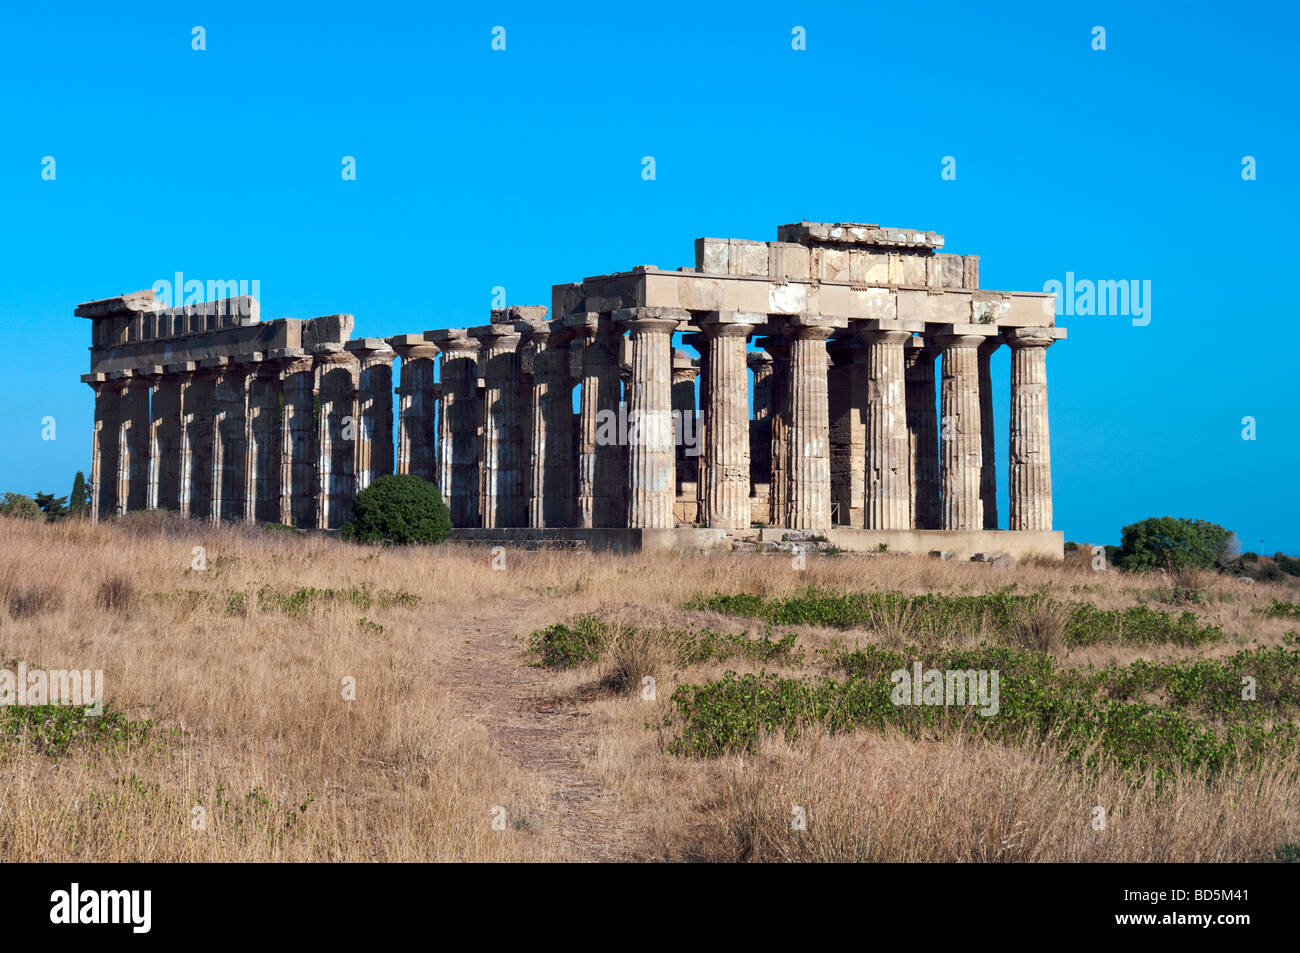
[1006,328,1056,531]
[938,334,985,530]
[351,344,396,494]
[393,341,440,483]
[904,342,940,530]
[785,325,833,531]
[576,316,624,528]
[211,363,249,524]
[314,347,359,530]
[435,334,480,528]
[759,338,791,527]
[474,329,526,529]
[978,338,1000,529]
[245,362,282,523]
[621,313,678,529]
[529,328,576,528]
[702,323,751,529]
[862,329,912,530]
[279,355,316,527]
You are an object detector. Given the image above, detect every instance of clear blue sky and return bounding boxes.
[1,0,1295,552]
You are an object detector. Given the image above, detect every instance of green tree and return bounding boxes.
[1116,516,1236,572]
[68,471,90,518]
[0,493,43,520]
[341,474,452,545]
[33,491,69,521]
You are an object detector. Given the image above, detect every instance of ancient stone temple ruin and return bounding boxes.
[80,221,1065,557]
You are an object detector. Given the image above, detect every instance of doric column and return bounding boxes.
[471,322,527,529]
[683,331,709,523]
[313,345,359,530]
[758,336,791,527]
[936,331,991,531]
[784,321,835,532]
[746,351,772,521]
[1005,327,1062,531]
[827,336,866,527]
[904,339,940,530]
[390,335,440,483]
[526,323,576,528]
[116,374,151,515]
[429,330,480,528]
[184,364,217,521]
[210,359,248,524]
[347,339,396,494]
[150,368,184,512]
[672,352,701,511]
[978,337,1000,529]
[277,350,315,528]
[860,323,915,530]
[244,356,282,523]
[571,313,624,528]
[87,377,118,522]
[699,314,756,530]
[142,368,164,510]
[616,308,682,530]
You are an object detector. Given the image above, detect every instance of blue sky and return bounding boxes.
[1,0,1295,551]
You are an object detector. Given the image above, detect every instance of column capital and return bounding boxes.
[934,332,990,350]
[756,334,790,360]
[426,328,477,354]
[904,337,941,363]
[1002,326,1066,349]
[614,307,687,333]
[697,310,764,336]
[389,334,440,361]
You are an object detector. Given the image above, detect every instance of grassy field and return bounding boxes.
[2,512,1298,862]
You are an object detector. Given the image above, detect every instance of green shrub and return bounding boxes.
[528,615,609,668]
[1115,516,1235,572]
[1276,553,1300,578]
[340,474,451,545]
[0,492,42,520]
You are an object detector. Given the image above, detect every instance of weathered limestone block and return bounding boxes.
[1005,327,1063,531]
[904,339,941,530]
[390,335,440,484]
[428,330,480,528]
[314,346,359,530]
[860,325,914,530]
[616,308,682,530]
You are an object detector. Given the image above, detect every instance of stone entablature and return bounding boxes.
[79,221,1064,542]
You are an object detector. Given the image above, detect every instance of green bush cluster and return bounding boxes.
[1115,516,1235,572]
[526,614,803,670]
[340,474,451,545]
[685,587,1223,647]
[665,642,1300,774]
[1,703,155,757]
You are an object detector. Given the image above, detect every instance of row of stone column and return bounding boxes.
[423,312,1057,534]
[89,341,395,529]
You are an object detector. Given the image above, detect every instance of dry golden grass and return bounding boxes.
[0,513,1297,862]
